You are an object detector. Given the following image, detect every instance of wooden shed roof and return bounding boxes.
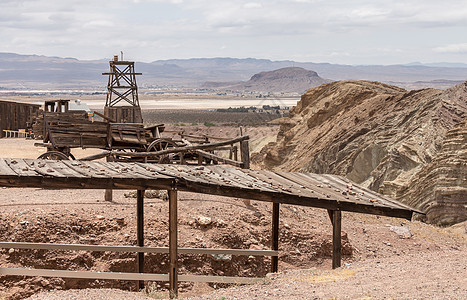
[0,158,421,220]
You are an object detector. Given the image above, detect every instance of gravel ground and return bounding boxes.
[24,288,154,300]
[187,249,467,299]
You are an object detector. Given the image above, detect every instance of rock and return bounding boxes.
[249,244,262,250]
[252,80,467,225]
[124,190,168,200]
[216,219,227,227]
[114,218,125,225]
[8,248,14,254]
[389,225,412,239]
[96,215,105,220]
[196,216,212,226]
[210,254,232,261]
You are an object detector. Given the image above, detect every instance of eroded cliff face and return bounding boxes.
[253,80,467,225]
[393,123,467,225]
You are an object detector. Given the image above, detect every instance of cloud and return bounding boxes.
[1,0,467,64]
[243,2,262,9]
[434,43,467,54]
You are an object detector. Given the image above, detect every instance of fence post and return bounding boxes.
[168,189,178,298]
[240,140,250,169]
[271,202,280,273]
[136,189,145,290]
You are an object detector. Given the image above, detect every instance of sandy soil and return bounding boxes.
[0,139,466,300]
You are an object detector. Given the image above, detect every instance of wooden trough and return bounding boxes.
[0,158,421,297]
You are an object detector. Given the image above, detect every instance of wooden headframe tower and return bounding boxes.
[102,54,143,123]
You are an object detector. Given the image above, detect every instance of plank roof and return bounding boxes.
[0,158,421,220]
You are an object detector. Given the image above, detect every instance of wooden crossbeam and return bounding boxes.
[0,268,168,281]
[0,268,263,284]
[0,242,278,256]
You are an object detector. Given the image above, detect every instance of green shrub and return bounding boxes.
[204,121,216,127]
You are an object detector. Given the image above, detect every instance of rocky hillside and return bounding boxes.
[253,80,467,225]
[202,67,331,93]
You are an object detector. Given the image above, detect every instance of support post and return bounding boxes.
[168,190,178,298]
[136,189,145,290]
[271,202,280,273]
[240,140,250,169]
[330,210,342,269]
[104,156,113,202]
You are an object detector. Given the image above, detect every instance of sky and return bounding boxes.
[1,0,466,65]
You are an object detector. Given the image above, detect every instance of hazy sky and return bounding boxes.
[1,0,466,65]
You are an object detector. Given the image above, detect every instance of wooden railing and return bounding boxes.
[2,129,30,138]
[0,242,277,284]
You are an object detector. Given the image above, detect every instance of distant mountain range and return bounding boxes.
[1,52,467,90]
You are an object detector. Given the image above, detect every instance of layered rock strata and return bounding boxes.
[253,80,467,225]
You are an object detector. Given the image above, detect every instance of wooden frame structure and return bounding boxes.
[0,100,40,138]
[0,158,421,298]
[103,58,141,108]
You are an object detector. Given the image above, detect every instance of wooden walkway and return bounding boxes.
[0,158,418,219]
[0,158,421,297]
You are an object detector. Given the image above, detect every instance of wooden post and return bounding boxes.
[330,210,342,269]
[180,152,185,165]
[104,156,113,202]
[240,140,250,169]
[168,190,178,298]
[136,189,145,290]
[271,202,280,273]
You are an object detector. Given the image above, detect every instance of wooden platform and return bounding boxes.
[0,158,418,218]
[0,158,421,297]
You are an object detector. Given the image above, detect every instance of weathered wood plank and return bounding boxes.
[0,159,19,176]
[5,159,38,177]
[0,242,278,256]
[0,268,168,282]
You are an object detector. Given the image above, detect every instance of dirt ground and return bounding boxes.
[0,138,466,299]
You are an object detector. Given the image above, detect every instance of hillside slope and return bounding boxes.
[253,80,467,225]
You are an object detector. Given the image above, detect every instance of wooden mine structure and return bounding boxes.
[0,158,422,298]
[103,54,143,123]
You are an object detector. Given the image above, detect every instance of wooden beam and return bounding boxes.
[0,242,278,256]
[240,140,250,169]
[0,268,167,281]
[104,156,113,202]
[137,189,145,290]
[168,189,178,299]
[271,202,280,273]
[331,210,342,269]
[0,268,264,285]
[92,111,116,123]
[178,274,263,284]
[194,150,244,168]
[80,151,111,161]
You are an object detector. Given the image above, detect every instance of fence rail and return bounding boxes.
[0,242,275,285]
